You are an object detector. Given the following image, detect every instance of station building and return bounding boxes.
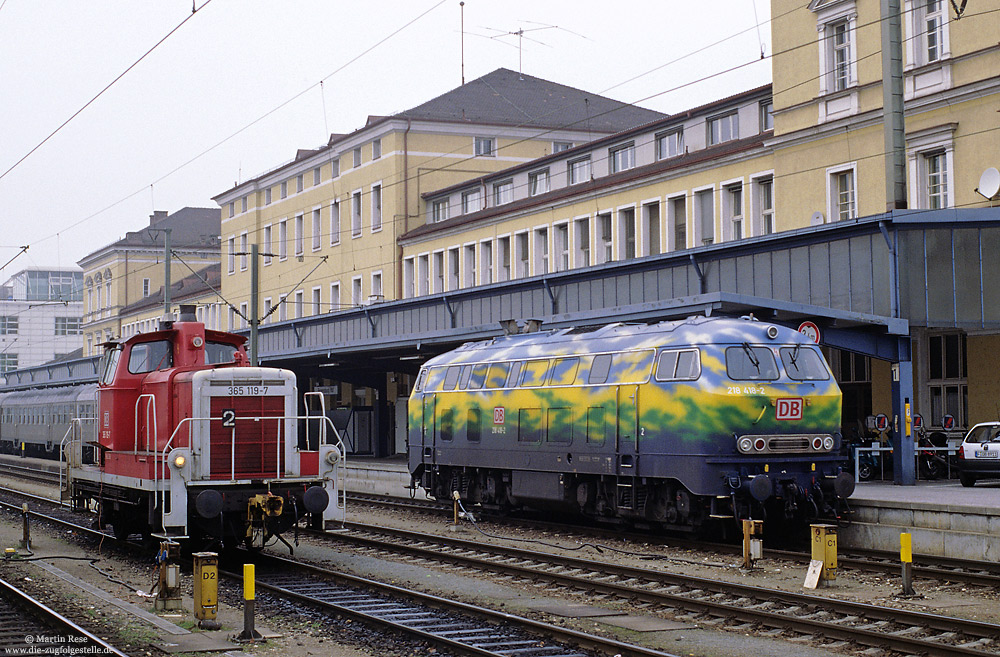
[0,267,84,371]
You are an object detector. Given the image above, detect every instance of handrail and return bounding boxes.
[59,416,97,493]
[134,394,157,453]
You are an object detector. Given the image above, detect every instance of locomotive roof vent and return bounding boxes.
[178,304,198,322]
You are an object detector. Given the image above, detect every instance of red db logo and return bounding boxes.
[493,407,505,425]
[776,398,803,421]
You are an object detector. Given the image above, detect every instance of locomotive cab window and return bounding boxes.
[655,349,701,381]
[204,341,239,365]
[779,346,830,381]
[99,346,122,385]
[127,340,173,374]
[725,345,779,380]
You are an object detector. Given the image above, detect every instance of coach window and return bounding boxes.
[550,357,580,385]
[506,361,523,387]
[468,363,489,390]
[725,345,779,380]
[486,362,510,388]
[443,366,462,390]
[128,340,172,374]
[588,354,612,384]
[467,409,481,442]
[779,347,830,381]
[609,350,654,383]
[520,359,550,387]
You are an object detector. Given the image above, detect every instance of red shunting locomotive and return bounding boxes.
[64,305,345,548]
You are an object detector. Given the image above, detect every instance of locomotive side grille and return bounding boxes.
[209,396,285,479]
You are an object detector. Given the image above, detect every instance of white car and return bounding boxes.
[957,422,1000,487]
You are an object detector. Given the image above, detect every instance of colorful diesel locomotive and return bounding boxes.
[408,316,854,531]
[64,306,345,547]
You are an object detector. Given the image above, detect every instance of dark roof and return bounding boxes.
[121,264,221,315]
[392,68,665,133]
[112,207,220,250]
[402,132,771,243]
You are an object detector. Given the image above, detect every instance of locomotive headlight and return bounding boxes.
[823,436,834,451]
[811,437,824,450]
[738,437,753,453]
[172,454,187,469]
[753,437,767,452]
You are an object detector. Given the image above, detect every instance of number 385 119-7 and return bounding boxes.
[228,385,268,396]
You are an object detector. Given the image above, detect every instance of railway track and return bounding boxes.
[349,492,1000,587]
[234,551,674,657]
[0,461,63,486]
[0,575,129,657]
[311,521,1000,657]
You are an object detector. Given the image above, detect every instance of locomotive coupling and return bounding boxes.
[248,493,284,518]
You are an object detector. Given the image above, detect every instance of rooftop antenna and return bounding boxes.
[480,23,556,79]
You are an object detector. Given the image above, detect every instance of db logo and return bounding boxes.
[776,398,803,421]
[493,407,505,425]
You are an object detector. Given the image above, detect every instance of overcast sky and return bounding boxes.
[0,0,772,275]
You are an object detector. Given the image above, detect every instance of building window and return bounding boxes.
[534,227,549,274]
[372,139,382,159]
[829,167,856,221]
[241,196,247,213]
[262,297,272,324]
[695,189,715,245]
[265,187,272,205]
[331,158,340,177]
[760,100,774,131]
[554,223,569,271]
[432,199,449,223]
[280,181,288,199]
[240,232,248,270]
[463,244,476,287]
[279,220,288,259]
[617,208,636,259]
[446,248,459,290]
[330,282,340,311]
[474,136,495,157]
[228,202,234,218]
[528,169,549,196]
[725,185,743,240]
[432,251,444,293]
[514,232,529,278]
[0,354,17,373]
[609,142,635,173]
[923,150,949,209]
[644,202,661,256]
[330,201,341,245]
[353,147,362,168]
[418,255,430,296]
[278,296,287,322]
[313,167,321,186]
[371,184,382,231]
[294,291,303,318]
[831,20,852,90]
[568,157,591,185]
[294,215,304,256]
[928,332,967,429]
[493,180,514,206]
[371,272,382,301]
[296,174,303,193]
[0,316,18,335]
[597,212,613,264]
[240,302,249,329]
[352,191,362,237]
[263,225,273,265]
[352,277,363,306]
[656,130,683,160]
[312,209,322,251]
[310,287,321,315]
[708,112,739,145]
[480,241,493,284]
[755,177,775,235]
[461,189,482,215]
[227,237,236,273]
[574,217,590,267]
[142,278,150,296]
[497,236,511,282]
[553,141,573,153]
